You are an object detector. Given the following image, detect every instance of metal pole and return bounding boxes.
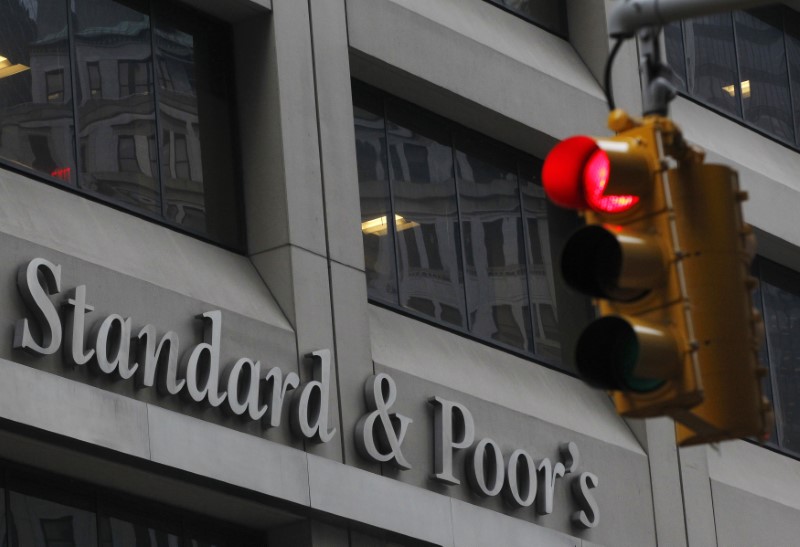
[609,0,779,37]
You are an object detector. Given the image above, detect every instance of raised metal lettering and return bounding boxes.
[290,349,336,443]
[572,471,600,528]
[354,373,412,470]
[430,396,475,485]
[14,258,62,355]
[225,358,268,420]
[135,326,184,395]
[182,310,227,407]
[466,438,504,497]
[63,285,95,366]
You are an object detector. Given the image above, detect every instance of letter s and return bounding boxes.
[14,258,63,355]
[571,471,599,529]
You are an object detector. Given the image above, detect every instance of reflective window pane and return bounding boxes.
[457,134,529,349]
[484,0,567,37]
[751,262,779,445]
[154,3,239,244]
[684,13,742,117]
[785,9,800,147]
[664,21,688,93]
[0,0,76,182]
[387,101,465,328]
[734,9,794,142]
[519,160,560,360]
[353,84,398,305]
[9,490,97,547]
[74,0,160,215]
[759,259,800,453]
[99,514,180,547]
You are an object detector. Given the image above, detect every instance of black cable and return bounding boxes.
[604,37,625,111]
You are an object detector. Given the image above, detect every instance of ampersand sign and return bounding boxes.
[354,373,413,470]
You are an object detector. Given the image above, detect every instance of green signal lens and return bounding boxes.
[576,316,665,393]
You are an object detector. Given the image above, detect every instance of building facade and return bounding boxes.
[0,0,799,545]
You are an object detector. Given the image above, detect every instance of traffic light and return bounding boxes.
[542,110,772,444]
[542,112,703,419]
[668,163,772,445]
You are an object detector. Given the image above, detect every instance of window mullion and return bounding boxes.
[65,0,83,187]
[730,11,746,119]
[451,132,472,333]
[516,163,537,357]
[382,98,404,309]
[148,1,169,220]
[781,7,799,147]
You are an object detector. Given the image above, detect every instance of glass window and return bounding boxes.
[733,9,794,142]
[483,0,567,38]
[388,100,465,328]
[756,258,800,454]
[353,82,589,367]
[684,13,742,118]
[1,466,264,547]
[353,83,398,306]
[784,9,800,146]
[98,504,181,547]
[9,490,98,547]
[0,0,243,249]
[0,0,76,183]
[456,133,530,349]
[664,21,688,93]
[667,5,800,149]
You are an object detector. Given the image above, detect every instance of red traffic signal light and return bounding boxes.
[542,111,772,445]
[542,114,703,419]
[542,135,645,214]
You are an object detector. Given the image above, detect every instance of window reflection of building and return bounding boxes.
[45,70,64,103]
[666,5,800,148]
[483,0,566,37]
[354,82,584,365]
[41,516,76,547]
[754,258,800,456]
[0,0,241,248]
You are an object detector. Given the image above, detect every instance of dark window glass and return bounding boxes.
[0,0,76,183]
[353,83,398,305]
[75,0,160,215]
[457,134,531,350]
[0,0,242,249]
[9,491,98,547]
[98,504,181,547]
[45,70,65,104]
[519,158,581,362]
[483,0,567,38]
[154,1,239,242]
[667,6,800,149]
[785,9,800,147]
[751,265,779,445]
[353,82,588,367]
[684,13,742,117]
[733,9,794,142]
[117,136,138,173]
[664,21,688,92]
[87,62,102,98]
[758,258,800,453]
[387,100,465,328]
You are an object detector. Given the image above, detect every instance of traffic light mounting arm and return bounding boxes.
[609,0,780,38]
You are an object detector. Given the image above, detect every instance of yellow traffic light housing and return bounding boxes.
[669,163,772,445]
[543,111,702,417]
[542,110,772,444]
